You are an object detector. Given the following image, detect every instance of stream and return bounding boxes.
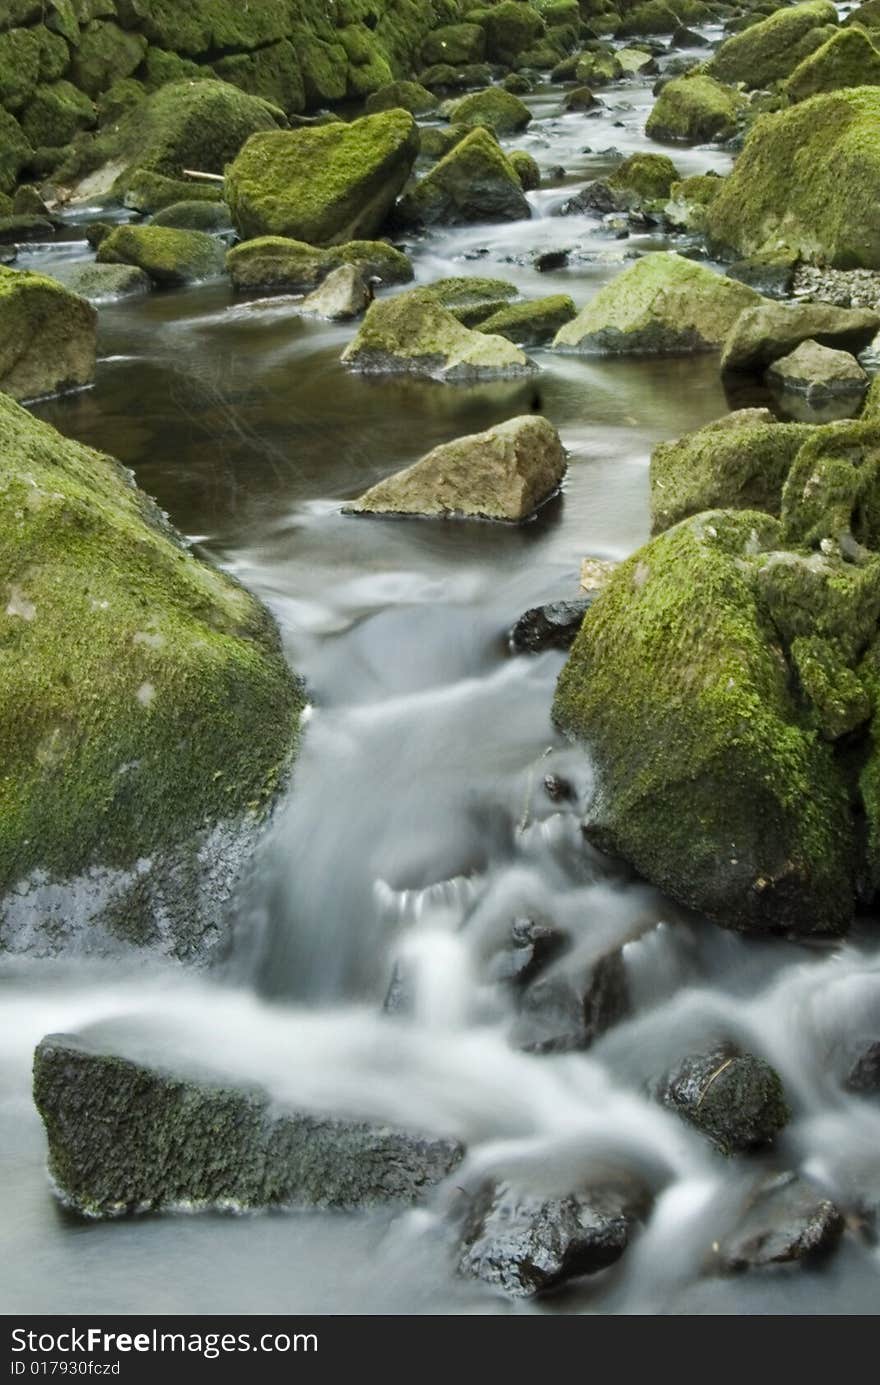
[3,26,880,1315]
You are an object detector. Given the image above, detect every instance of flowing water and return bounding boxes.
[3,31,880,1315]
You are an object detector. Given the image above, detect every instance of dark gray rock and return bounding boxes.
[657,1046,790,1154]
[509,598,593,654]
[514,950,629,1053]
[487,917,570,989]
[845,1039,880,1094]
[727,252,797,301]
[718,1172,845,1271]
[33,1033,464,1218]
[535,249,570,272]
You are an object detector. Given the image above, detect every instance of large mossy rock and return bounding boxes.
[341,288,537,381]
[705,0,839,89]
[706,88,880,270]
[225,109,419,246]
[97,225,226,286]
[20,80,96,149]
[468,1,546,64]
[0,110,31,195]
[784,26,880,102]
[720,299,880,372]
[33,1032,464,1218]
[345,415,566,521]
[0,394,303,959]
[553,252,761,355]
[226,236,413,294]
[398,126,531,226]
[646,74,746,144]
[478,294,576,346]
[0,265,96,401]
[446,86,532,135]
[553,509,860,936]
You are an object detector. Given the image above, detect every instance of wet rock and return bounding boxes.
[717,1173,845,1270]
[510,599,593,654]
[225,110,419,245]
[616,48,658,76]
[514,949,629,1053]
[48,262,152,305]
[544,773,575,804]
[33,1033,463,1218]
[766,340,869,403]
[845,1040,880,1094]
[721,301,880,374]
[727,251,798,301]
[658,1047,790,1153]
[417,62,493,93]
[122,172,225,216]
[645,75,746,144]
[478,294,576,346]
[0,214,54,243]
[535,249,570,272]
[488,918,570,989]
[671,26,710,48]
[97,226,226,287]
[398,127,531,227]
[344,414,563,520]
[446,87,532,136]
[341,289,537,382]
[0,265,96,400]
[299,264,371,322]
[554,252,760,355]
[664,174,724,235]
[420,23,487,68]
[458,1174,647,1296]
[562,152,678,218]
[226,237,413,295]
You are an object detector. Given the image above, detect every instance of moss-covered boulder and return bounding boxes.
[225,109,419,246]
[399,126,531,226]
[554,252,761,354]
[97,225,226,286]
[646,74,746,143]
[150,200,232,232]
[575,50,622,86]
[121,170,224,214]
[20,80,96,149]
[509,148,540,191]
[720,300,880,372]
[345,415,565,521]
[69,20,148,98]
[785,26,880,102]
[658,1047,790,1154]
[0,110,31,195]
[469,1,546,64]
[365,80,439,115]
[0,394,304,958]
[553,509,857,936]
[212,40,306,116]
[478,294,576,345]
[664,172,723,233]
[341,288,537,381]
[616,0,680,37]
[422,274,519,324]
[33,1032,463,1216]
[419,122,470,161]
[780,418,880,552]
[447,86,532,135]
[650,412,813,533]
[611,151,679,201]
[0,265,96,400]
[0,23,68,113]
[114,0,292,56]
[226,236,414,295]
[421,23,487,67]
[48,260,152,304]
[705,1,839,89]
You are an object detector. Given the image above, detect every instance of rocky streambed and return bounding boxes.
[2,0,880,1317]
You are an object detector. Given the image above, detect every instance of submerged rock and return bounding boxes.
[487,918,570,989]
[340,290,537,382]
[0,265,96,400]
[97,225,226,287]
[717,1173,845,1271]
[509,600,594,654]
[398,127,531,226]
[514,948,629,1053]
[48,261,153,305]
[646,74,746,144]
[33,1033,463,1218]
[554,252,760,355]
[766,340,869,402]
[658,1047,790,1153]
[226,237,413,295]
[721,301,880,373]
[345,414,563,521]
[225,110,419,245]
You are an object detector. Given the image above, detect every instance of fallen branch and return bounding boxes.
[182,169,225,183]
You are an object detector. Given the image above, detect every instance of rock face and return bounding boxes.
[0,265,96,400]
[226,237,413,294]
[553,509,860,936]
[721,301,880,373]
[554,252,761,355]
[341,289,537,382]
[785,26,880,102]
[345,415,564,521]
[718,1173,845,1271]
[645,74,745,144]
[705,1,839,89]
[0,393,303,959]
[33,1033,464,1218]
[767,339,869,402]
[97,225,226,287]
[457,1176,647,1297]
[706,88,880,270]
[658,1047,790,1153]
[225,110,419,245]
[399,127,531,226]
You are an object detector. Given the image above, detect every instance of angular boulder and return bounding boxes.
[721,300,880,373]
[554,252,761,355]
[226,237,413,294]
[97,225,226,287]
[646,74,746,144]
[399,127,531,226]
[0,265,96,401]
[298,264,370,321]
[225,110,420,245]
[705,1,839,89]
[345,414,563,521]
[717,1172,845,1270]
[767,339,869,402]
[33,1033,464,1218]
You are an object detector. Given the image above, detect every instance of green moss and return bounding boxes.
[477,293,576,344]
[0,263,95,400]
[399,125,530,225]
[290,29,348,105]
[646,74,746,143]
[0,110,31,194]
[69,20,146,98]
[365,80,438,114]
[781,419,880,551]
[664,172,723,232]
[0,390,303,891]
[20,80,95,148]
[575,50,622,85]
[609,151,678,201]
[225,109,419,245]
[214,40,305,116]
[467,2,546,62]
[0,25,45,112]
[790,635,872,739]
[424,275,519,309]
[122,170,223,213]
[97,224,226,285]
[706,1,839,88]
[707,87,880,268]
[509,148,540,190]
[421,22,486,65]
[616,1,681,37]
[419,123,469,160]
[553,508,855,935]
[784,26,880,102]
[115,0,291,56]
[150,200,231,232]
[447,85,532,134]
[141,47,207,90]
[96,76,145,125]
[226,235,414,293]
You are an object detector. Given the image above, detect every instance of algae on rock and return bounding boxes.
[0,264,96,400]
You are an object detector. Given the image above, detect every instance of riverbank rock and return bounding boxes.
[398,127,531,226]
[705,1,839,89]
[0,265,96,400]
[226,237,413,295]
[657,1047,790,1153]
[33,1033,464,1218]
[345,415,563,520]
[716,1173,845,1270]
[766,340,869,403]
[784,26,880,102]
[446,86,532,135]
[97,225,226,287]
[298,264,371,321]
[477,294,576,346]
[554,252,761,355]
[706,88,880,270]
[510,600,594,653]
[225,110,419,245]
[564,153,680,217]
[650,413,812,533]
[0,394,303,959]
[645,74,746,144]
[720,300,880,373]
[341,290,537,381]
[553,509,858,936]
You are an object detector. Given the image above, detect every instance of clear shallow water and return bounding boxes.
[4,41,880,1315]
